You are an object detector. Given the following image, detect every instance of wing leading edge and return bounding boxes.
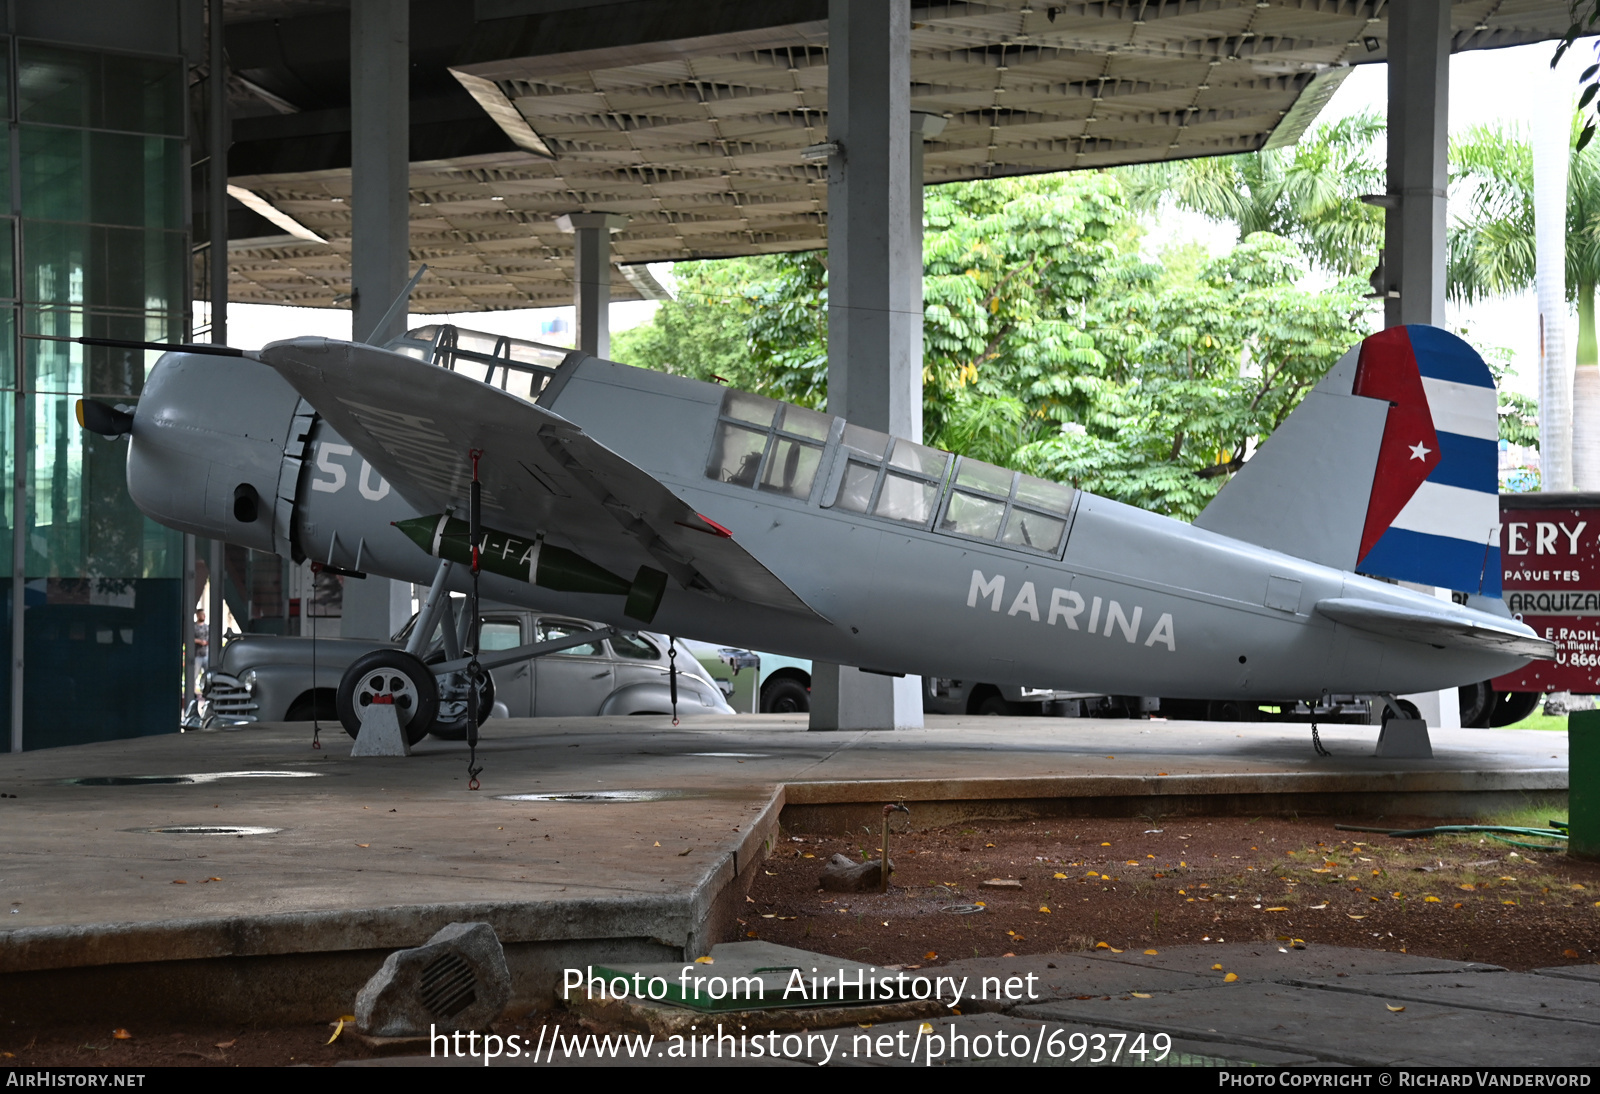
[258,337,823,620]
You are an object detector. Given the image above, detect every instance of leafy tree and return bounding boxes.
[1016,233,1373,518]
[1116,112,1386,278]
[1449,115,1600,370]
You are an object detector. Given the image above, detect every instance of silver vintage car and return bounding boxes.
[193,599,733,738]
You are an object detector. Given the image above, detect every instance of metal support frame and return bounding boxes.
[1382,0,1449,329]
[405,558,454,657]
[428,626,617,677]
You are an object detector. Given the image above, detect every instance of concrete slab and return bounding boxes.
[1288,970,1600,1025]
[1077,941,1504,983]
[918,953,1216,1008]
[1019,983,1599,1066]
[0,714,1567,1027]
[1534,964,1600,984]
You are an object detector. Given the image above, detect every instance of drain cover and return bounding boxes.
[131,825,281,836]
[66,770,322,787]
[940,904,986,915]
[497,788,703,804]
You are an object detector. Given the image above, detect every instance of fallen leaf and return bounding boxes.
[919,1023,934,1034]
[1224,973,1238,983]
[1053,872,1068,879]
[858,1023,873,1030]
[1212,964,1223,970]
[925,951,938,960]
[654,841,660,847]
[1347,914,1366,920]
[746,930,758,938]
[761,914,775,919]
[1131,992,1152,998]
[1101,842,1111,846]
[678,848,693,857]
[1001,952,1015,958]
[356,844,369,849]
[1458,883,1475,891]
[1386,1005,1405,1013]
[112,1030,132,1041]
[986,843,995,848]
[327,1019,344,1044]
[694,956,714,964]
[1156,772,1169,776]
[1264,906,1289,912]
[1097,942,1111,949]
[801,853,814,859]
[214,1040,235,1049]
[1454,903,1465,909]
[1109,948,1123,954]
[1563,949,1582,959]
[1144,949,1159,955]
[171,880,186,885]
[204,877,222,883]
[1310,903,1328,910]
[974,901,986,908]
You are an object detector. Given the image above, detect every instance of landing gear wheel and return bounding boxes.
[1381,698,1422,725]
[337,649,438,746]
[428,665,495,741]
[760,677,810,714]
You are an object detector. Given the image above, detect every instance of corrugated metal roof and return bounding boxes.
[223,0,1578,312]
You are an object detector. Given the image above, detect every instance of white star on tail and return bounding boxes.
[1408,441,1431,461]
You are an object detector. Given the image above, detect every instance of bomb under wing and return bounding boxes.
[394,514,669,624]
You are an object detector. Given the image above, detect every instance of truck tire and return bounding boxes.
[761,676,810,713]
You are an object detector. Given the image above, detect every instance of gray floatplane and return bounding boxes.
[81,321,1550,747]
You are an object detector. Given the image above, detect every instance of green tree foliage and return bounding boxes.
[614,170,1375,520]
[1449,114,1600,370]
[1116,111,1386,279]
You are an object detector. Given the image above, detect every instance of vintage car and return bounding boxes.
[191,600,733,737]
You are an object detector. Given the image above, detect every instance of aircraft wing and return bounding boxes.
[257,337,822,618]
[1313,598,1554,660]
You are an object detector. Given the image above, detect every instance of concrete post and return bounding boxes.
[343,0,410,639]
[1383,0,1456,738]
[350,0,409,345]
[1570,709,1599,861]
[556,212,628,358]
[810,0,923,731]
[1383,0,1448,329]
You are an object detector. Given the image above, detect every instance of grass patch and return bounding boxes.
[1503,710,1567,732]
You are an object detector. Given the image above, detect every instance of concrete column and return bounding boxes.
[1383,2,1459,734]
[1383,0,1448,329]
[810,0,923,731]
[344,0,410,638]
[556,212,628,357]
[350,0,410,345]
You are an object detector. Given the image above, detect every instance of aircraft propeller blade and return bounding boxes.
[75,399,134,438]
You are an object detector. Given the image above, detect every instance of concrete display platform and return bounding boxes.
[0,714,1568,1027]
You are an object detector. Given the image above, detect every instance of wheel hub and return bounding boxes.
[356,671,418,725]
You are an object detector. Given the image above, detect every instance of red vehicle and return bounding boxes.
[1476,492,1600,726]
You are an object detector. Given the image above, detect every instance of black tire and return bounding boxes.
[284,690,337,722]
[1488,690,1542,727]
[974,693,1016,716]
[428,667,495,741]
[337,649,438,746]
[1459,681,1496,729]
[760,676,810,713]
[1207,699,1259,721]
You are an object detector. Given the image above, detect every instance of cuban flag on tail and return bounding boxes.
[1352,325,1501,596]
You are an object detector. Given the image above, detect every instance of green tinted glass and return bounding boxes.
[21,127,183,230]
[18,44,183,136]
[23,222,186,314]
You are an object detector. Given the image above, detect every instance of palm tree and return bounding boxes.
[1118,111,1386,278]
[1450,112,1600,487]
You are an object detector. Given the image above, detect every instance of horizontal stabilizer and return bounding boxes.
[1314,597,1553,659]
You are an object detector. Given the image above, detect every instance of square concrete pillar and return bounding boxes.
[1382,0,1448,329]
[556,212,628,358]
[811,0,922,731]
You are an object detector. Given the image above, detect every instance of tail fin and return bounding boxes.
[1194,325,1501,595]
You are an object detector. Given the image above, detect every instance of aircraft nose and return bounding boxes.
[124,351,307,555]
